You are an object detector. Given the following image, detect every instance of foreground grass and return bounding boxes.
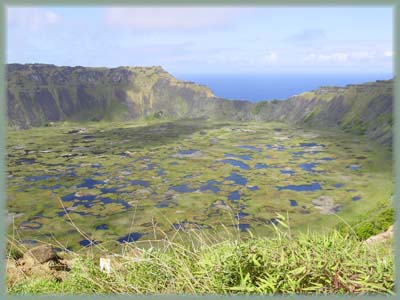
[8,221,394,295]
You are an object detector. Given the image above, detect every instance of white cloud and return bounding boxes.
[43,11,61,24]
[304,52,348,62]
[351,51,376,60]
[7,7,61,30]
[384,50,393,57]
[304,51,386,63]
[162,49,280,68]
[104,7,250,30]
[262,51,278,63]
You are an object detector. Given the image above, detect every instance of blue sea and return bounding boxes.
[174,73,393,102]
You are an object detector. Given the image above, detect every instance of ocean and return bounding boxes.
[173,73,393,102]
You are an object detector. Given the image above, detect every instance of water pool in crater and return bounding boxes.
[6,120,393,250]
[219,159,250,170]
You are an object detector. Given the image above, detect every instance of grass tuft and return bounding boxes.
[7,217,394,295]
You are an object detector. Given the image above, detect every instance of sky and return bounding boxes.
[6,6,393,74]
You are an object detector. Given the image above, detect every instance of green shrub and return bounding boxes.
[252,101,269,115]
[337,202,394,240]
[341,119,366,135]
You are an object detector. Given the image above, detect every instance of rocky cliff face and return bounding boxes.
[253,80,393,146]
[6,63,253,128]
[6,64,393,146]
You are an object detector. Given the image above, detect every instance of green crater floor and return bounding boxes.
[7,120,393,251]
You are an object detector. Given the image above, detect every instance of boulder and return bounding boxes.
[24,244,58,264]
[364,225,394,245]
[312,196,342,215]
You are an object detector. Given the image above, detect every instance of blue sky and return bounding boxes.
[6,6,393,74]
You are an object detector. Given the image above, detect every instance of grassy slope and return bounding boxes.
[7,218,394,295]
[254,80,393,146]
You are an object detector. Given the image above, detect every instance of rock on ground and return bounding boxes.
[364,225,394,245]
[7,244,71,287]
[24,244,57,264]
[312,196,341,215]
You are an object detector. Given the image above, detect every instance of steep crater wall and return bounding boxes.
[6,64,393,146]
[7,64,253,128]
[253,80,393,146]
